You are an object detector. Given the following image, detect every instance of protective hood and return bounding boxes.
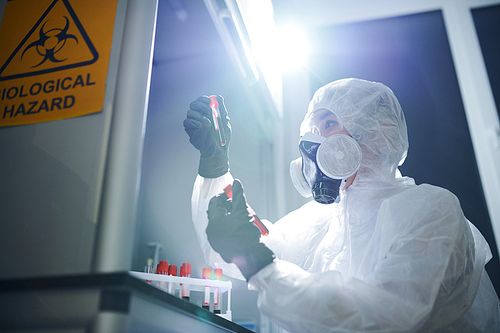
[300,78,409,184]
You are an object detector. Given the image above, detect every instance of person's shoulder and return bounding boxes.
[391,183,459,206]
[381,183,463,231]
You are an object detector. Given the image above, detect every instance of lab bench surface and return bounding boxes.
[0,272,254,333]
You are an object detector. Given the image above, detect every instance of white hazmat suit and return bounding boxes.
[191,78,500,332]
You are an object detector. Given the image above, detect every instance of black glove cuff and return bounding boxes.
[237,243,275,281]
[199,154,229,178]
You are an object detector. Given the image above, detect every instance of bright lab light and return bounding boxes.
[275,25,309,71]
[251,23,309,77]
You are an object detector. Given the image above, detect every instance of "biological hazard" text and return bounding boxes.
[1,73,95,119]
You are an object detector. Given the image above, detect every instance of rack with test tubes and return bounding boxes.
[129,261,232,320]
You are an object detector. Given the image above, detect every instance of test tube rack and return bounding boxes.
[129,271,232,320]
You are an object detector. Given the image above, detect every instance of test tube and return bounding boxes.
[168,264,177,296]
[179,265,184,299]
[181,263,191,301]
[156,260,168,291]
[213,268,223,314]
[144,258,154,284]
[209,95,227,147]
[223,184,269,236]
[202,267,211,311]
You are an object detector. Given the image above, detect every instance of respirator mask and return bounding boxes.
[290,132,362,204]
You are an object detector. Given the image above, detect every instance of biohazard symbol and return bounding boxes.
[0,0,98,81]
[22,17,78,68]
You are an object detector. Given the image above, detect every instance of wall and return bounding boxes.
[0,0,127,280]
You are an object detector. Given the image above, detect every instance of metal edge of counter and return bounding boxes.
[0,272,254,333]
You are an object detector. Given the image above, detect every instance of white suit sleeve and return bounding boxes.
[191,172,247,280]
[248,185,476,332]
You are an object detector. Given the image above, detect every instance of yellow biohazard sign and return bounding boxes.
[0,0,118,127]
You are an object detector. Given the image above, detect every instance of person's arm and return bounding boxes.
[204,179,275,280]
[191,173,248,279]
[184,95,248,278]
[249,185,475,332]
[183,95,231,178]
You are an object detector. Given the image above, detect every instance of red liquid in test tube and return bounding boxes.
[213,268,223,314]
[223,184,269,236]
[156,261,168,291]
[181,263,191,301]
[209,95,227,147]
[168,265,177,296]
[202,267,211,311]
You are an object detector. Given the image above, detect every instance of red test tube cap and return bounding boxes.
[183,263,191,276]
[168,264,177,276]
[157,261,168,274]
[202,267,211,279]
[214,268,223,280]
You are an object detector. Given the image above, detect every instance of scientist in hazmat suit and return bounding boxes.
[183,78,500,332]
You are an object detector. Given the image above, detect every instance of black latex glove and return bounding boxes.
[183,95,231,178]
[207,179,275,281]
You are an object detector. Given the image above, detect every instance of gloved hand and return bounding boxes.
[183,95,231,178]
[207,179,275,281]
